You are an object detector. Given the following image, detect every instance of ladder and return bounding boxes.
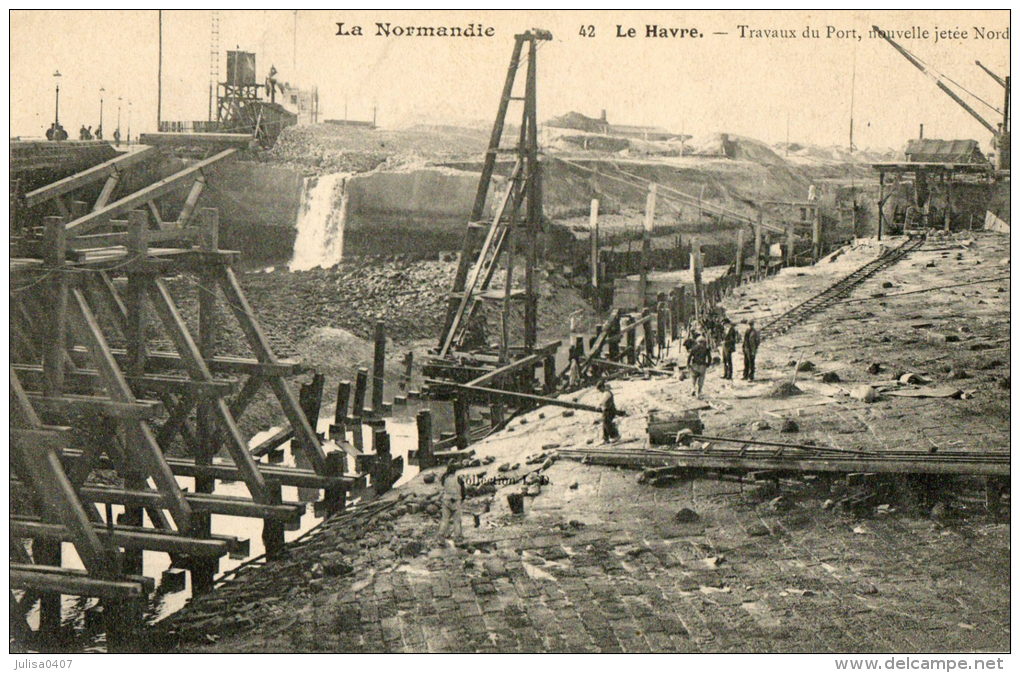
[437,29,551,358]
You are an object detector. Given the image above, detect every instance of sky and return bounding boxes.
[10,9,1010,151]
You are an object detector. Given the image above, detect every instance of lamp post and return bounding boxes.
[52,70,61,125]
[99,86,105,138]
[127,100,132,145]
[116,96,122,146]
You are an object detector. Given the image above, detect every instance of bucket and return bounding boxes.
[507,493,525,515]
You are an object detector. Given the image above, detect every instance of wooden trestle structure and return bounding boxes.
[424,29,561,425]
[10,145,361,650]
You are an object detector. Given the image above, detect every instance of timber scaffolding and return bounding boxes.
[8,143,383,651]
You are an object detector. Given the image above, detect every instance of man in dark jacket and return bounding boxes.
[742,320,761,381]
[720,319,737,379]
[687,335,712,398]
[596,380,621,443]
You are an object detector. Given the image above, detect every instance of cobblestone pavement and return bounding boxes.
[161,460,1009,653]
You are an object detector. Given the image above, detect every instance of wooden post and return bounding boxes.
[691,244,704,321]
[623,315,636,364]
[42,216,67,396]
[299,372,325,431]
[812,206,822,262]
[193,208,219,595]
[639,184,657,308]
[877,171,885,241]
[590,198,600,289]
[754,210,763,280]
[642,307,654,361]
[944,171,953,232]
[786,223,796,267]
[121,210,149,577]
[669,289,681,339]
[735,227,745,282]
[372,428,393,495]
[401,351,414,390]
[416,409,434,469]
[261,481,285,559]
[331,380,351,438]
[453,395,469,450]
[543,354,556,394]
[371,321,386,415]
[323,451,347,516]
[352,367,368,420]
[35,540,62,638]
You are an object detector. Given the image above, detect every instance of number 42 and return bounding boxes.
[579,25,595,37]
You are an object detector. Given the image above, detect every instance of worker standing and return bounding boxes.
[720,319,737,380]
[742,320,761,381]
[687,335,711,398]
[437,463,464,542]
[596,380,621,443]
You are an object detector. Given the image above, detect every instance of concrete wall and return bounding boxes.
[342,167,486,257]
[204,162,304,264]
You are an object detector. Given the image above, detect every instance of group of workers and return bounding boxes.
[683,318,760,398]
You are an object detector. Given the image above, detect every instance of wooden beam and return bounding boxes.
[68,347,304,376]
[426,379,602,413]
[22,146,158,209]
[65,149,236,235]
[25,392,164,419]
[10,518,236,557]
[11,566,147,600]
[66,485,306,522]
[466,352,544,388]
[14,363,238,396]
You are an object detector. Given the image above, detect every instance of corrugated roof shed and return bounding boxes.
[904,139,986,164]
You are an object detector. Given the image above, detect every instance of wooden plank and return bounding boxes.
[22,146,158,208]
[65,149,236,235]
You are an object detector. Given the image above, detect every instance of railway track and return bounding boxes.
[761,235,925,340]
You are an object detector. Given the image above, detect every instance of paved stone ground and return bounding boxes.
[156,232,1010,653]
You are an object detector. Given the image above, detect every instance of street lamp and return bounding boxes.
[99,86,105,138]
[52,70,61,125]
[116,96,122,146]
[127,100,132,144]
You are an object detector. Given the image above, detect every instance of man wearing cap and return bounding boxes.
[687,335,712,398]
[596,380,621,443]
[720,318,737,380]
[743,320,761,381]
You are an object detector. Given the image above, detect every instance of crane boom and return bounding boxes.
[872,25,998,136]
[975,60,1006,88]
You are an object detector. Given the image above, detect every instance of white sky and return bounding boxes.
[10,9,1010,151]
